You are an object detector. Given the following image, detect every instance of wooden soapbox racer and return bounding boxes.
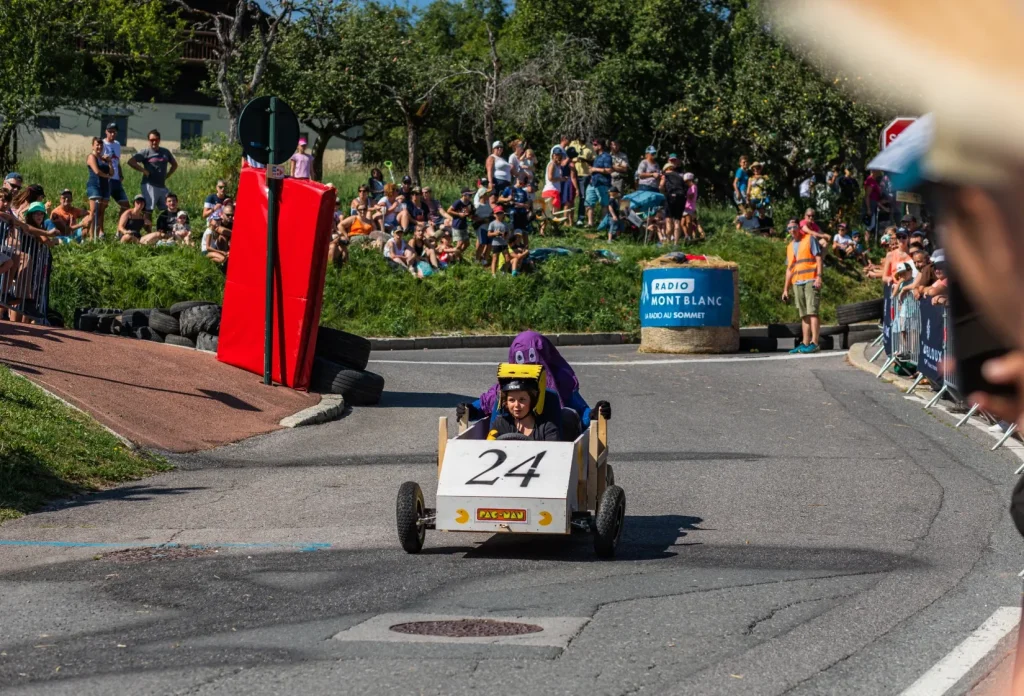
[395,363,625,558]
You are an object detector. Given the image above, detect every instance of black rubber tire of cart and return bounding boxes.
[96,314,116,335]
[593,485,626,559]
[169,300,217,318]
[309,357,384,406]
[396,481,426,554]
[77,313,100,332]
[496,432,530,441]
[315,326,372,371]
[179,305,221,339]
[148,310,180,336]
[46,309,64,327]
[164,333,196,348]
[134,326,164,342]
[196,332,219,353]
[836,298,884,325]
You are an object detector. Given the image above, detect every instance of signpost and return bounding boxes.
[237,96,299,385]
[880,117,917,150]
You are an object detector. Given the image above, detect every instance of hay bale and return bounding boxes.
[638,262,740,354]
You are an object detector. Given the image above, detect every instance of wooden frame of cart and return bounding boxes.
[396,411,626,558]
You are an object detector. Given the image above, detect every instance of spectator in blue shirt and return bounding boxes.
[733,155,749,207]
[501,173,533,241]
[203,180,229,220]
[585,139,613,227]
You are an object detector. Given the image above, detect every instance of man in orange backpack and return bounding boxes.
[782,218,824,353]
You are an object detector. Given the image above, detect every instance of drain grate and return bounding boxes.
[101,546,215,563]
[389,618,543,638]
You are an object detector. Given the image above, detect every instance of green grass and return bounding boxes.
[0,365,169,522]
[27,156,881,335]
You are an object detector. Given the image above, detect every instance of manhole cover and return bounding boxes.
[101,546,215,563]
[389,619,543,638]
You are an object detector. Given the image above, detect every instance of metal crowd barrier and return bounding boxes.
[0,218,53,324]
[876,285,921,378]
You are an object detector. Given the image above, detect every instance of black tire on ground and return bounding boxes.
[164,333,196,348]
[739,336,778,353]
[96,314,116,334]
[46,310,64,327]
[309,357,385,406]
[169,300,217,318]
[134,326,164,342]
[80,308,122,316]
[148,310,180,336]
[768,323,803,339]
[818,334,835,350]
[396,481,426,554]
[111,317,127,336]
[196,332,219,353]
[120,309,150,332]
[179,304,221,339]
[77,313,100,332]
[836,298,884,325]
[593,485,626,559]
[315,326,372,371]
[496,432,530,441]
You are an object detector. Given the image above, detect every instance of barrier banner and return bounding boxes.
[917,297,945,387]
[639,268,734,328]
[882,283,892,356]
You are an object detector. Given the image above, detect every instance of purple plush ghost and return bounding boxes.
[477,330,581,414]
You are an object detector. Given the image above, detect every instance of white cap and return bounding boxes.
[492,140,503,149]
[683,172,694,181]
[896,261,915,275]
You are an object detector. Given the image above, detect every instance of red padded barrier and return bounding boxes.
[217,167,334,390]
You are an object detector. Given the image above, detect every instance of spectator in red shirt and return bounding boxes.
[799,208,830,246]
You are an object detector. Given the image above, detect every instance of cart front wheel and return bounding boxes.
[396,481,426,553]
[593,485,626,558]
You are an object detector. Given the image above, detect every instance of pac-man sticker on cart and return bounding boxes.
[476,508,528,523]
[455,509,469,524]
[538,511,553,526]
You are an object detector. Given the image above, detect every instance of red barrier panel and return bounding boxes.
[217,167,334,390]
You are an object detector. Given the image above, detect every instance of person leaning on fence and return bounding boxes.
[782,218,824,353]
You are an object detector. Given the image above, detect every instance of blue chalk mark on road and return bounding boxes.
[0,540,332,552]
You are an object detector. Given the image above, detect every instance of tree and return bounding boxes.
[175,0,295,139]
[0,0,183,173]
[269,0,381,181]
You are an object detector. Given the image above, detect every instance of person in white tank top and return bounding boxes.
[487,141,512,191]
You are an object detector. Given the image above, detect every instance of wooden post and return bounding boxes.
[575,442,586,510]
[587,421,599,510]
[458,411,469,434]
[437,416,448,478]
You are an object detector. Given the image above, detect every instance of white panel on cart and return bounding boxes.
[437,440,575,500]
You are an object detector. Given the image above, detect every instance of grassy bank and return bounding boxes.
[49,225,881,336]
[0,366,169,522]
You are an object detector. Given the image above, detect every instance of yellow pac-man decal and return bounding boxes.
[538,511,552,526]
[476,508,528,523]
[455,509,469,524]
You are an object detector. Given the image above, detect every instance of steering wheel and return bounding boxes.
[496,432,530,441]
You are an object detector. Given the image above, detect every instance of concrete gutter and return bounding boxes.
[279,394,346,428]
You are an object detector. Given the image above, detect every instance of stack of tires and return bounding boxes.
[310,327,384,406]
[836,298,884,326]
[73,301,222,353]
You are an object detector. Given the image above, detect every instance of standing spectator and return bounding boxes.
[560,147,578,220]
[798,173,815,199]
[585,139,613,228]
[600,187,624,241]
[782,218,824,353]
[908,247,935,298]
[474,191,496,264]
[838,167,858,204]
[204,180,230,220]
[923,250,948,303]
[368,167,386,196]
[519,148,537,184]
[541,147,566,231]
[50,189,91,241]
[570,137,594,225]
[863,169,884,231]
[447,188,474,260]
[289,138,313,180]
[151,192,183,245]
[127,130,177,223]
[682,172,704,240]
[508,140,526,181]
[503,173,533,241]
[85,138,111,239]
[609,140,629,193]
[117,195,149,244]
[636,146,661,192]
[747,162,769,211]
[486,141,512,194]
[488,206,511,276]
[102,123,129,215]
[733,155,750,206]
[660,161,687,244]
[880,227,913,284]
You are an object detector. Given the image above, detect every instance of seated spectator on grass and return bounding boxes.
[117,195,149,244]
[410,225,440,277]
[735,205,762,233]
[49,189,91,242]
[383,227,415,274]
[404,187,427,229]
[368,168,386,197]
[850,230,867,264]
[201,204,232,265]
[399,175,414,202]
[172,211,192,246]
[329,222,349,268]
[448,188,474,259]
[204,180,229,219]
[831,222,856,259]
[508,231,530,276]
[339,204,376,243]
[150,192,183,245]
[421,186,447,231]
[435,229,460,265]
[350,184,372,216]
[377,183,401,232]
[488,206,510,276]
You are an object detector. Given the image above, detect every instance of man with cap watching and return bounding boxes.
[585,139,614,228]
[49,189,91,241]
[636,146,661,192]
[102,122,129,214]
[782,217,824,353]
[569,137,594,225]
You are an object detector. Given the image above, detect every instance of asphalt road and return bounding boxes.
[1,345,1022,695]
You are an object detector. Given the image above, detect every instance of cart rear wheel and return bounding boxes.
[396,482,426,553]
[593,485,626,558]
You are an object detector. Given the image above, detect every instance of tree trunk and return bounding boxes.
[483,98,494,156]
[310,128,333,182]
[406,113,420,184]
[0,122,17,177]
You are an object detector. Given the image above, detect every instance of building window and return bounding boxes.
[180,119,203,146]
[100,116,128,146]
[35,115,60,130]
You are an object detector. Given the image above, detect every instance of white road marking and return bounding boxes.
[370,351,848,367]
[898,606,1020,696]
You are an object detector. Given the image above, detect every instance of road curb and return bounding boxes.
[846,342,917,390]
[279,394,346,428]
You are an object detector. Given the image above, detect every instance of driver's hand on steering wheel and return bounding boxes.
[595,400,611,420]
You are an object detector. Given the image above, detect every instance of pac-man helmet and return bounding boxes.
[496,362,546,414]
